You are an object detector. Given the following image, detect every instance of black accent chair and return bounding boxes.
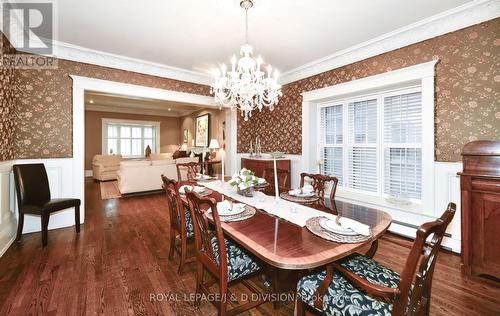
[13,164,81,247]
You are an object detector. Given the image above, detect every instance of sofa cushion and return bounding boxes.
[120,160,151,168]
[175,157,199,164]
[150,153,173,160]
[92,154,122,165]
[151,159,175,166]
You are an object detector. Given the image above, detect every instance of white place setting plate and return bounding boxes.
[288,189,315,198]
[319,217,358,236]
[179,185,205,194]
[216,201,246,216]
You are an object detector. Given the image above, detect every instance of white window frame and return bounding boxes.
[317,85,422,201]
[101,118,161,158]
[302,60,437,215]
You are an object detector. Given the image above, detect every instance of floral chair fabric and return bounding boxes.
[184,208,194,238]
[297,253,400,316]
[211,237,260,282]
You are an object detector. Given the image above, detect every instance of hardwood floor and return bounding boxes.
[0,179,499,315]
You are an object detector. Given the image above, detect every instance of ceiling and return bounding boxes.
[84,91,218,117]
[56,0,473,77]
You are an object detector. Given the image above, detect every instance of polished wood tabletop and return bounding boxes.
[197,187,392,270]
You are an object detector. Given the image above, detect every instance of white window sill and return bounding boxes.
[335,189,423,214]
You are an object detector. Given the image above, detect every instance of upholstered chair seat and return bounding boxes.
[211,237,260,282]
[184,208,194,238]
[295,203,456,316]
[13,163,81,247]
[297,253,399,316]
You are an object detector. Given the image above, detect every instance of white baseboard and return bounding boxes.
[0,235,16,257]
[388,221,461,253]
[85,169,93,177]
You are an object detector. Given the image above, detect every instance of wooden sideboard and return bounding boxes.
[459,140,500,281]
[241,157,291,189]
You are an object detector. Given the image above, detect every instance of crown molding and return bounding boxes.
[280,0,500,85]
[50,41,212,85]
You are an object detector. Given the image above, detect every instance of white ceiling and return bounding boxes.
[56,0,473,77]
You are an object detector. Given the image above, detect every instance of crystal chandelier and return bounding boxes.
[210,0,282,121]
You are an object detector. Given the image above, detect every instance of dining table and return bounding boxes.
[186,178,392,293]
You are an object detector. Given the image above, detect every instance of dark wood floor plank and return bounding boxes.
[0,179,499,315]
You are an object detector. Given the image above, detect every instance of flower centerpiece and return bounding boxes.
[228,168,262,197]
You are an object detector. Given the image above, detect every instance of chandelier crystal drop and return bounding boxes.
[210,0,282,121]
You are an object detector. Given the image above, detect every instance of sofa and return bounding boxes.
[116,157,198,194]
[92,154,122,181]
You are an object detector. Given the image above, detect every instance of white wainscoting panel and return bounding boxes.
[14,158,83,234]
[0,157,84,258]
[0,161,16,256]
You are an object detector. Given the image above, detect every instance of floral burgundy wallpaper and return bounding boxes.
[14,59,210,159]
[237,18,500,162]
[0,32,16,161]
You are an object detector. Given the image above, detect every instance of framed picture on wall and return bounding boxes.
[195,113,210,147]
[183,128,189,143]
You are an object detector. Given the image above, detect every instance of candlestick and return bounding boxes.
[273,157,279,200]
[221,147,225,185]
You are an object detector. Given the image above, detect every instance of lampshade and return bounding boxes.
[208,139,220,149]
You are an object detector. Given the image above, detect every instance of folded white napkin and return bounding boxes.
[289,185,315,196]
[338,217,371,236]
[257,177,266,184]
[217,200,245,214]
[179,185,205,194]
[302,184,314,192]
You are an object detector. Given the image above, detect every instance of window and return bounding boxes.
[102,119,160,158]
[319,87,423,203]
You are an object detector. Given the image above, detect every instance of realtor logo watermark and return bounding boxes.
[1,1,57,69]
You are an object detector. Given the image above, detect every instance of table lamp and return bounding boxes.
[209,139,220,151]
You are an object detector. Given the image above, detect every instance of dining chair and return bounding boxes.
[12,163,81,247]
[185,190,267,315]
[300,173,339,214]
[295,202,456,316]
[162,175,194,274]
[262,167,290,195]
[176,162,201,184]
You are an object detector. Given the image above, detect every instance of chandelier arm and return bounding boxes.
[245,8,249,45]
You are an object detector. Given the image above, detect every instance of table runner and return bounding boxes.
[201,181,337,227]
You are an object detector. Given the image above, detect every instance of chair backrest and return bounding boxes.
[185,191,228,279]
[176,162,201,183]
[393,202,456,315]
[13,163,51,208]
[300,173,338,208]
[263,167,289,189]
[161,175,185,235]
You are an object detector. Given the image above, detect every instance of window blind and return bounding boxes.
[319,105,343,185]
[383,92,422,200]
[320,105,343,144]
[347,99,378,192]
